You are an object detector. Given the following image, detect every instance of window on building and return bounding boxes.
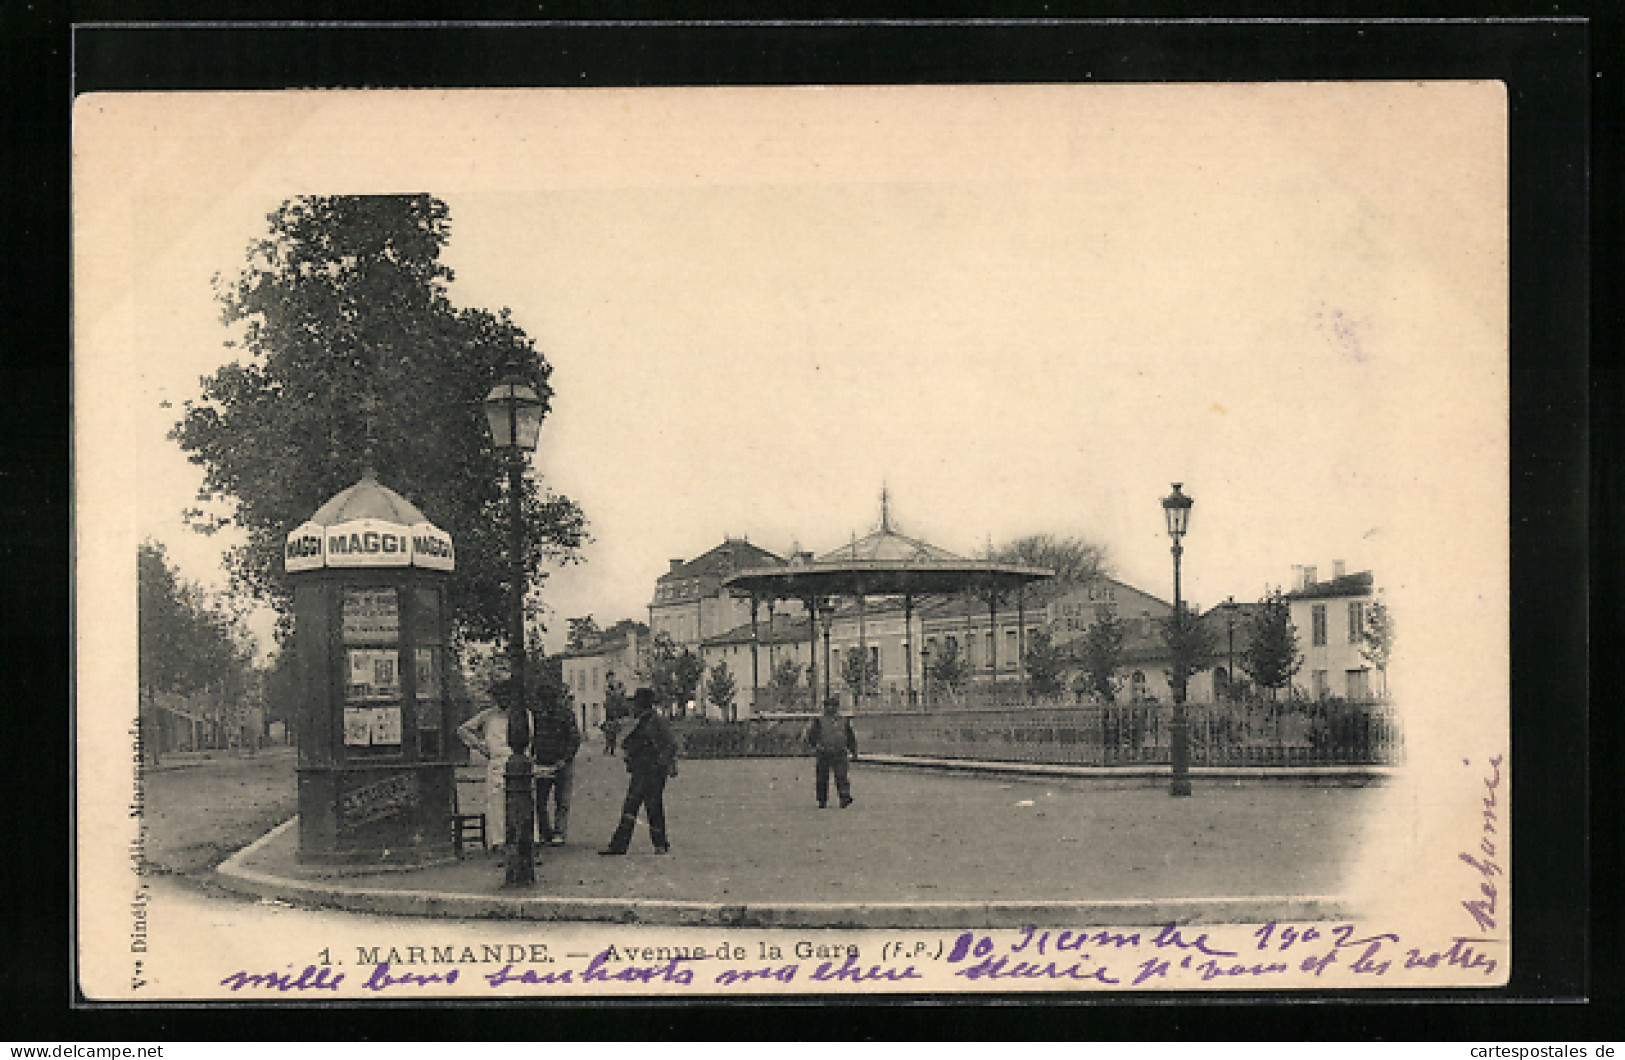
[1346,668,1370,699]
[1312,604,1327,647]
[985,631,994,667]
[1348,601,1365,643]
[1005,628,1017,668]
[591,669,598,691]
[1130,670,1148,701]
[869,645,881,676]
[1312,670,1329,699]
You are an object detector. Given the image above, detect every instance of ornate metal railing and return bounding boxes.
[679,699,1402,766]
[851,700,1402,767]
[673,716,813,758]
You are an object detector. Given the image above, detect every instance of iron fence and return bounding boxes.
[672,716,814,758]
[850,699,1401,767]
[675,698,1401,766]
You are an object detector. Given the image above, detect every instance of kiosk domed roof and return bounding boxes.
[285,469,453,573]
[307,468,431,527]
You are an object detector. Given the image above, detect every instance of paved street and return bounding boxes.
[227,746,1378,907]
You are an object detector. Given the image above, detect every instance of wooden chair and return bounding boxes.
[452,770,487,858]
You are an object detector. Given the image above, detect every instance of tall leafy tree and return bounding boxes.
[989,533,1110,585]
[765,657,805,709]
[706,660,738,721]
[138,541,256,761]
[566,616,602,651]
[171,194,587,645]
[982,534,1112,675]
[1022,629,1069,698]
[647,632,704,715]
[1078,612,1127,703]
[839,646,880,700]
[1241,590,1302,700]
[1161,605,1218,696]
[139,541,253,698]
[925,638,968,693]
[1359,599,1395,696]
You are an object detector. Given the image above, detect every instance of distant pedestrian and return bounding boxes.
[529,689,581,847]
[804,697,857,808]
[599,688,679,855]
[600,715,621,756]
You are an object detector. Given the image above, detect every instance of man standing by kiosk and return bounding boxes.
[530,688,581,847]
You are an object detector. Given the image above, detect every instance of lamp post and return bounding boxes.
[1161,483,1194,798]
[1225,595,1237,704]
[919,644,932,711]
[484,371,544,884]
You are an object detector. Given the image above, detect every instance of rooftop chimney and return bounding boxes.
[669,558,684,573]
[1303,565,1318,588]
[1291,564,1304,591]
[1333,559,1346,580]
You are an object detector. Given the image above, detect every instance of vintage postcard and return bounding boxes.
[76,82,1511,1000]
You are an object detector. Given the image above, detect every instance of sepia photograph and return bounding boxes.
[74,75,1520,1001]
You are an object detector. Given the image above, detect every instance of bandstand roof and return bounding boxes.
[721,521,1053,600]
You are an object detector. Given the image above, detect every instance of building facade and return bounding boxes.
[696,613,816,719]
[1284,563,1378,700]
[649,538,804,648]
[558,626,645,731]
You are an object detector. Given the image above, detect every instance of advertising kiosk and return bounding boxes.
[284,470,459,866]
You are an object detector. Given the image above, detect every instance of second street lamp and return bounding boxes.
[484,371,544,884]
[1162,483,1194,798]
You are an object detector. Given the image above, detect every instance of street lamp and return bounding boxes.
[919,644,932,711]
[484,371,544,883]
[1161,483,1194,798]
[1225,595,1237,704]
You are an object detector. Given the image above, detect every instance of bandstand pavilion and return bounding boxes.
[721,500,1053,710]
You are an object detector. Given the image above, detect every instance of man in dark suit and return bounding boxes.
[805,696,857,808]
[599,688,679,855]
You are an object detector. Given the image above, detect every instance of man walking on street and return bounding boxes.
[600,688,679,856]
[530,687,581,847]
[805,696,857,809]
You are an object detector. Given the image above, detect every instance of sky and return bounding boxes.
[75,84,1507,677]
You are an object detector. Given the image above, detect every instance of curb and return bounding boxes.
[858,754,1395,786]
[216,817,1356,928]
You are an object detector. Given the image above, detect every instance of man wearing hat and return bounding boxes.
[529,686,581,847]
[804,696,858,809]
[599,687,679,855]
